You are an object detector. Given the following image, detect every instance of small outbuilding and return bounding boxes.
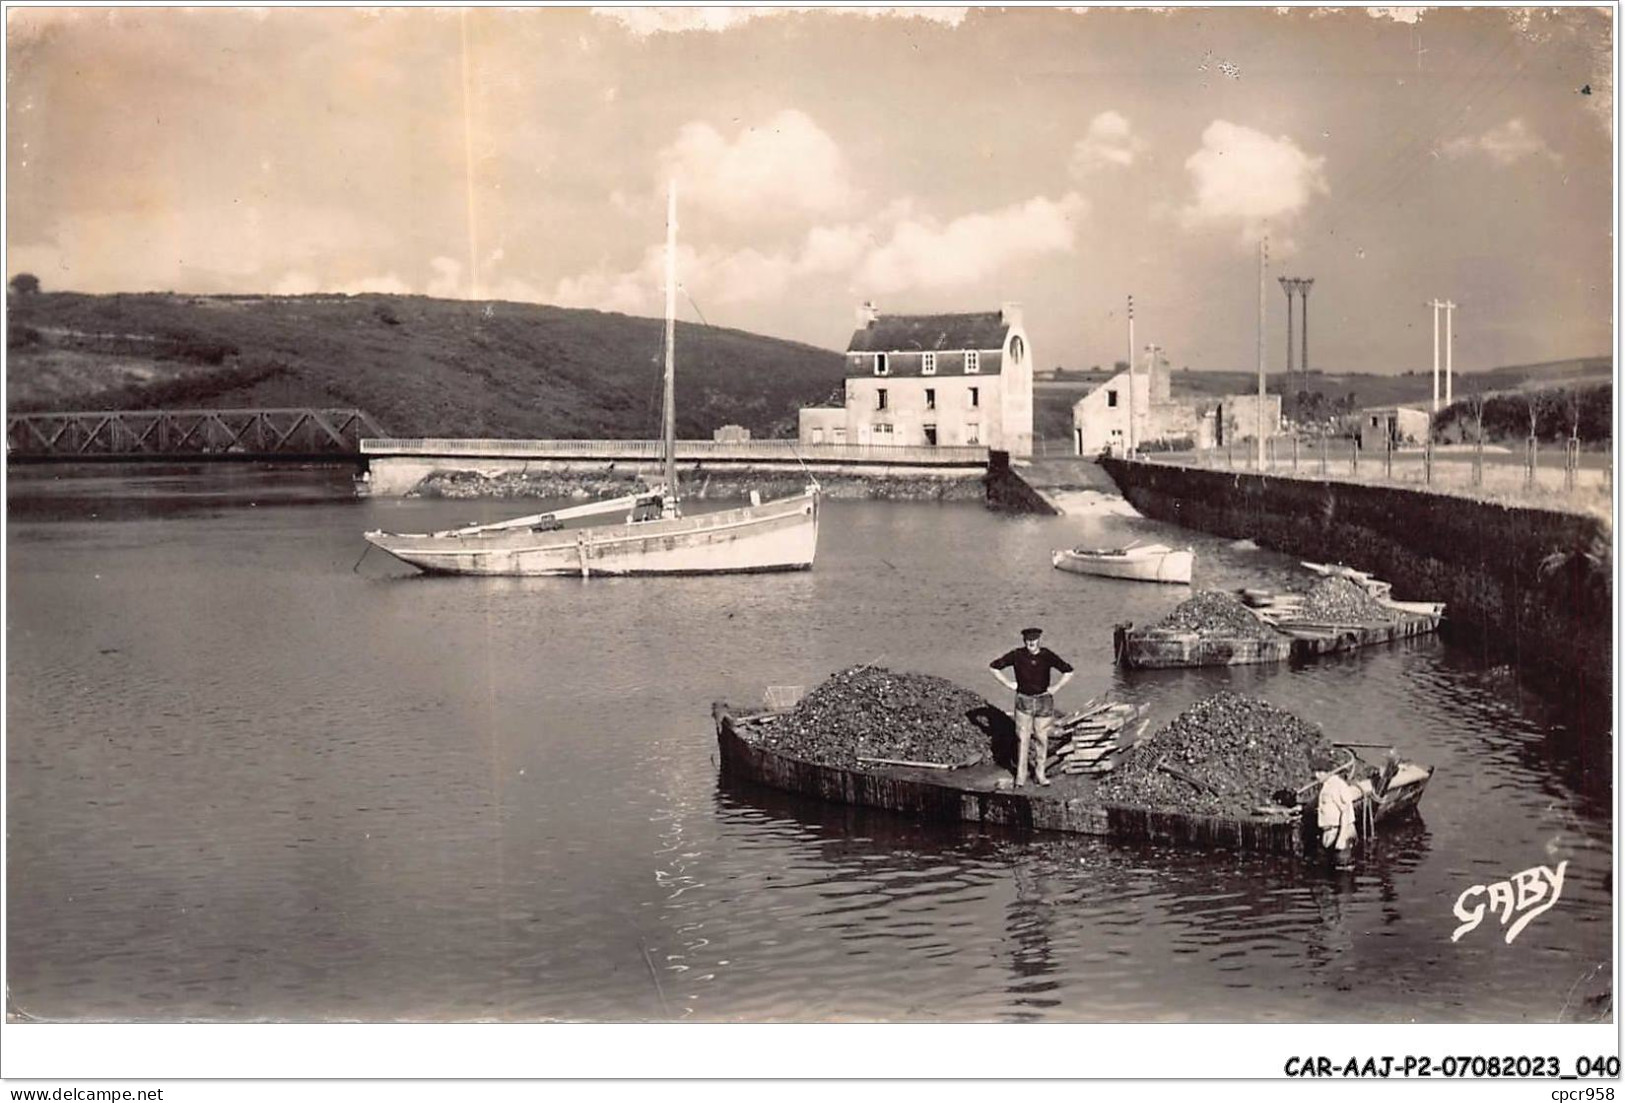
[1355,406,1430,447]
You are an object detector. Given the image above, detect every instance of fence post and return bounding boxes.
[1292,435,1299,472]
[1424,438,1433,485]
[1320,435,1328,475]
[1351,436,1359,474]
[1565,435,1579,492]
[1384,436,1393,479]
[1473,434,1483,487]
[1525,436,1537,490]
[1227,441,1234,469]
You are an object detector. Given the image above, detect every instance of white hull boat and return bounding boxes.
[366,488,819,576]
[1052,543,1194,585]
[363,182,821,578]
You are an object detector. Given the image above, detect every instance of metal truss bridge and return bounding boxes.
[6,408,389,463]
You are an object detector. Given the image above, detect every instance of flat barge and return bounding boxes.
[1114,609,1443,669]
[713,703,1432,859]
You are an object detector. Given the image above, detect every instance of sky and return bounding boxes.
[5,4,1614,377]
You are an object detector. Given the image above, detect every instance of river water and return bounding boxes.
[5,466,1613,1023]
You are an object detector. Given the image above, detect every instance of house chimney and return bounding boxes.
[1001,301,1024,328]
[855,300,880,329]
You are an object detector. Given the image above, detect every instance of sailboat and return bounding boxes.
[362,184,821,577]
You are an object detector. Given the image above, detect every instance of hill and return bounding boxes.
[5,292,846,440]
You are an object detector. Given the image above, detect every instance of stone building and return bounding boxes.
[1070,356,1210,455]
[799,302,1034,454]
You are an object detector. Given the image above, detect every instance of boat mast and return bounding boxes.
[662,180,680,514]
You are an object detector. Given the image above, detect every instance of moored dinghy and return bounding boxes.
[1052,542,1194,585]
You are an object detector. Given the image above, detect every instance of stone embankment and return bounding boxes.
[406,467,984,503]
[1100,458,1611,723]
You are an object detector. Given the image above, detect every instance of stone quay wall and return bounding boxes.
[364,454,986,503]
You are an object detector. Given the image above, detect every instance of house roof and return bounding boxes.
[847,312,1010,354]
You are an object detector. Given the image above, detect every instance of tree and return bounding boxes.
[9,273,40,296]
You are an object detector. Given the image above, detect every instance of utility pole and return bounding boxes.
[1278,277,1297,412]
[1126,294,1135,456]
[1257,236,1268,469]
[1299,278,1314,393]
[1429,299,1443,413]
[1444,300,1456,407]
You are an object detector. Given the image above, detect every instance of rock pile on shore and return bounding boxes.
[745,665,997,768]
[1095,692,1336,815]
[1299,576,1397,623]
[1149,591,1285,640]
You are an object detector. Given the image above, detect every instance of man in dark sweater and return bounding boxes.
[990,627,1075,787]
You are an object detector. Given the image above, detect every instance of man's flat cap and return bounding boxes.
[1021,627,1043,641]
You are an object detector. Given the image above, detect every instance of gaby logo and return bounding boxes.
[1451,860,1568,944]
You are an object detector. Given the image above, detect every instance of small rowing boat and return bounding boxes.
[1053,543,1194,585]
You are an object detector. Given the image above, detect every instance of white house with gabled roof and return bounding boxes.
[799,301,1034,454]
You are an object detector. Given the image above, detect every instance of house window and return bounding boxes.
[965,350,980,374]
[922,352,936,375]
[924,424,937,446]
[874,423,894,439]
[875,353,889,376]
[969,386,980,409]
[1108,389,1118,408]
[877,388,888,411]
[1010,336,1024,363]
[833,427,846,443]
[966,422,981,444]
[925,388,936,411]
[848,354,864,372]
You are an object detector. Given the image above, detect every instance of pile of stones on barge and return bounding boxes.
[1297,576,1399,623]
[1150,591,1286,639]
[1096,692,1338,816]
[743,665,997,768]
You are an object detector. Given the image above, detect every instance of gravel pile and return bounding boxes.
[1095,692,1336,815]
[1299,576,1397,623]
[743,665,996,768]
[1148,591,1285,640]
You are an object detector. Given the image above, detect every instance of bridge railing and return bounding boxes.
[8,409,389,458]
[360,438,991,466]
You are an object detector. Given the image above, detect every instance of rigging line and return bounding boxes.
[1329,37,1512,211]
[1327,29,1515,205]
[1353,60,1527,219]
[1362,52,1523,205]
[1323,37,1521,231]
[682,289,711,328]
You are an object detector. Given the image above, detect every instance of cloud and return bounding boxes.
[547,192,1088,313]
[1180,121,1328,238]
[550,244,665,314]
[1442,118,1561,165]
[594,7,966,37]
[658,110,857,218]
[426,257,464,298]
[343,273,413,295]
[855,193,1087,294]
[1069,111,1146,176]
[271,271,319,296]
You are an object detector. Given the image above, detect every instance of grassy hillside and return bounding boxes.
[5,292,845,440]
